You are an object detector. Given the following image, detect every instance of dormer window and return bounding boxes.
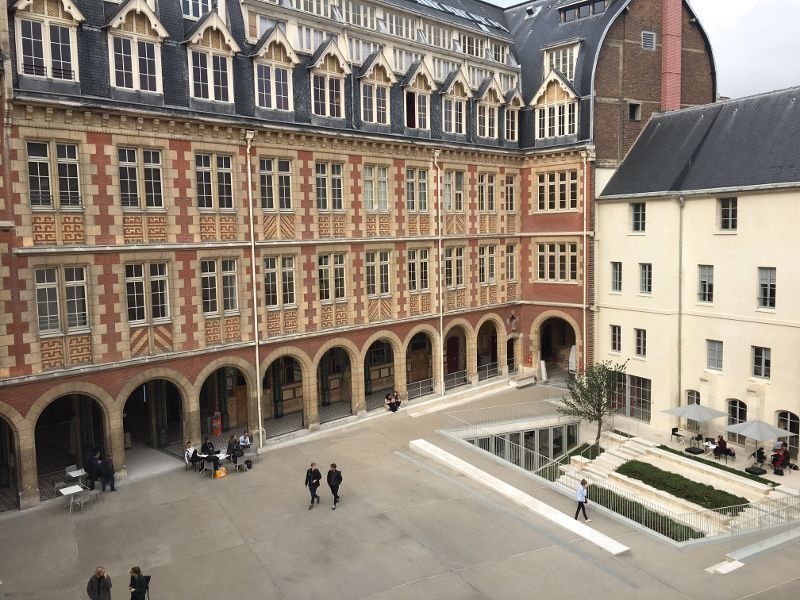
[476,83,503,140]
[546,45,577,82]
[185,11,240,103]
[442,77,470,135]
[183,0,211,19]
[361,63,392,125]
[405,72,433,130]
[15,0,83,81]
[504,107,518,142]
[107,2,167,94]
[252,31,298,111]
[562,0,607,22]
[532,73,579,140]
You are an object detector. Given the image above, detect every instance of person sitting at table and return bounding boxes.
[239,431,252,448]
[772,448,790,473]
[226,435,243,464]
[713,436,728,458]
[772,440,786,452]
[185,441,200,469]
[200,436,221,473]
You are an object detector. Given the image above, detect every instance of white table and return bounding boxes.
[60,484,84,512]
[198,454,228,476]
[704,442,717,456]
[67,468,87,485]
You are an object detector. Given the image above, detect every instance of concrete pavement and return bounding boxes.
[1,384,799,599]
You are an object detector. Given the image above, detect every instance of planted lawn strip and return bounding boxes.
[616,460,749,515]
[657,445,776,486]
[587,485,705,542]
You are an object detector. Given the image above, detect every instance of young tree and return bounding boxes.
[558,360,627,447]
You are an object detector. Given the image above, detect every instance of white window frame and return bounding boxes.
[504,108,518,142]
[698,265,714,303]
[16,15,80,81]
[363,165,389,212]
[610,324,621,353]
[706,339,723,371]
[117,147,164,210]
[536,171,578,211]
[442,97,466,134]
[361,81,390,125]
[635,328,647,358]
[443,171,464,212]
[719,197,738,232]
[315,161,344,212]
[478,173,496,212]
[505,244,516,282]
[109,33,162,94]
[259,158,292,212]
[631,202,646,232]
[535,101,577,139]
[254,61,293,111]
[195,153,234,211]
[34,265,90,334]
[639,263,652,294]
[757,267,776,309]
[611,261,622,292]
[189,49,234,103]
[125,262,170,324]
[477,103,498,139]
[752,346,771,379]
[505,175,517,212]
[546,45,577,82]
[182,0,212,20]
[26,140,82,209]
[311,71,344,118]
[405,89,429,130]
[407,248,430,292]
[537,242,579,283]
[318,253,346,302]
[405,168,428,213]
[366,250,391,297]
[264,255,296,308]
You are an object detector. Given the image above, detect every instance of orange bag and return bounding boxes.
[214,467,227,479]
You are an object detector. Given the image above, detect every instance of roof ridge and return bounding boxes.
[649,85,800,119]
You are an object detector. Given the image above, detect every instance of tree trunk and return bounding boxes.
[595,419,602,446]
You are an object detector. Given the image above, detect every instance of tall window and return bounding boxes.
[444,247,464,288]
[362,81,389,125]
[719,198,737,231]
[34,266,88,332]
[537,243,579,282]
[256,63,291,110]
[264,256,296,307]
[201,260,235,315]
[506,245,516,281]
[111,35,160,92]
[442,97,466,134]
[182,0,211,19]
[504,108,518,142]
[406,169,428,212]
[26,141,81,208]
[125,263,169,323]
[366,251,390,296]
[260,159,292,211]
[611,262,622,292]
[318,253,346,301]
[536,101,577,139]
[698,265,714,302]
[610,325,621,352]
[315,162,344,211]
[477,104,498,138]
[686,390,700,431]
[505,175,516,212]
[312,72,343,118]
[17,18,77,80]
[631,203,646,232]
[478,174,496,211]
[728,399,747,444]
[752,346,771,379]
[629,376,652,422]
[478,246,496,284]
[190,50,232,102]
[635,328,647,358]
[639,263,652,294]
[706,339,723,371]
[363,165,388,211]
[776,411,799,459]
[196,154,233,209]
[405,89,429,129]
[547,46,576,81]
[118,148,163,209]
[536,171,578,211]
[407,249,429,292]
[444,171,464,211]
[757,267,776,308]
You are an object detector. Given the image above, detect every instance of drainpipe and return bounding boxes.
[677,194,685,410]
[582,151,589,370]
[244,130,263,448]
[433,149,444,396]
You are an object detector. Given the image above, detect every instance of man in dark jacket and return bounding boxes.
[128,566,147,600]
[84,450,101,490]
[86,566,111,600]
[200,436,221,473]
[327,463,343,510]
[99,455,116,492]
[305,462,322,509]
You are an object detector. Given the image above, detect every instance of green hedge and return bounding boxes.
[657,445,776,486]
[617,460,749,515]
[587,486,705,542]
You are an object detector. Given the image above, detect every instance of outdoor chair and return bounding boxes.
[670,428,684,443]
[229,458,247,474]
[243,451,258,464]
[71,489,91,512]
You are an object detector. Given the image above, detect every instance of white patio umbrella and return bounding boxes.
[725,420,793,441]
[661,404,727,422]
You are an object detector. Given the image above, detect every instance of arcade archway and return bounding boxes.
[263,356,305,438]
[317,347,353,424]
[364,340,395,411]
[406,331,434,399]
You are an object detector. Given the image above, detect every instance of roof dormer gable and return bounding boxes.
[476,75,504,104]
[357,50,397,84]
[13,0,84,22]
[530,69,579,107]
[504,87,525,108]
[401,61,435,91]
[184,10,240,54]
[308,37,351,75]
[106,0,168,40]
[439,67,473,99]
[251,25,299,65]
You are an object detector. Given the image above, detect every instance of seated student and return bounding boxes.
[200,436,221,473]
[752,447,767,466]
[226,435,243,464]
[773,448,790,473]
[713,436,728,458]
[239,431,252,448]
[384,392,397,412]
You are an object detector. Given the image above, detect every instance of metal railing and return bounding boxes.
[406,378,434,400]
[507,357,517,374]
[444,369,468,390]
[477,361,499,381]
[442,401,800,546]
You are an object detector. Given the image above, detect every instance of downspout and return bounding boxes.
[582,150,590,370]
[244,130,263,447]
[433,149,444,396]
[677,194,685,409]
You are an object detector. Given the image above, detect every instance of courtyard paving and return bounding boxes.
[1,385,799,600]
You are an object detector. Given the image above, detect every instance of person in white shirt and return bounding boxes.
[239,431,252,448]
[574,479,591,522]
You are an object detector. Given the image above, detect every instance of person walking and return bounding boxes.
[86,566,112,600]
[99,454,116,492]
[84,450,101,490]
[128,566,147,600]
[574,479,591,522]
[305,462,322,509]
[327,463,343,510]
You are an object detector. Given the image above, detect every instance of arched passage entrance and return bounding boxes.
[538,316,577,380]
[364,340,395,411]
[0,417,18,512]
[477,320,500,380]
[406,332,434,399]
[444,325,469,390]
[123,379,185,465]
[318,347,353,424]
[263,356,305,438]
[35,394,105,501]
[199,367,250,440]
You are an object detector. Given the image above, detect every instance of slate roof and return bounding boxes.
[600,87,800,198]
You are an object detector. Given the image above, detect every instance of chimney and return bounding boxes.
[661,0,683,111]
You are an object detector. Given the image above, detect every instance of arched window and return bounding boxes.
[776,411,799,458]
[728,399,747,445]
[686,390,700,431]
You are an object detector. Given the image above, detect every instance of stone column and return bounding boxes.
[306,375,320,430]
[351,362,366,416]
[498,335,508,376]
[467,333,478,384]
[109,409,127,481]
[17,425,40,510]
[394,347,407,398]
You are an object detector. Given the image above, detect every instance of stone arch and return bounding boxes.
[475,313,506,378]
[26,382,115,427]
[191,355,256,398]
[359,330,404,362]
[261,346,315,434]
[116,367,194,413]
[361,330,405,409]
[443,317,476,341]
[475,312,507,339]
[404,323,441,395]
[0,401,27,434]
[529,310,583,375]
[312,337,361,367]
[313,338,362,418]
[261,346,314,384]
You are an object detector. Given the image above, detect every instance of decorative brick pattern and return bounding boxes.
[152,324,173,353]
[224,315,241,341]
[334,304,348,326]
[507,282,518,301]
[507,213,518,233]
[220,215,237,241]
[146,214,167,242]
[40,338,64,370]
[366,215,377,237]
[205,318,221,344]
[380,298,392,320]
[66,334,92,365]
[279,215,295,239]
[410,294,419,315]
[61,214,85,244]
[123,214,144,244]
[284,309,298,333]
[407,214,417,236]
[332,215,345,237]
[263,214,277,239]
[489,214,498,233]
[321,304,334,328]
[129,327,149,356]
[489,285,497,305]
[378,215,390,236]
[418,215,430,235]
[266,311,281,335]
[32,214,57,245]
[319,215,331,237]
[420,293,431,313]
[199,215,217,241]
[368,298,379,322]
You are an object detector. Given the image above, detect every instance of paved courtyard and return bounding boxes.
[1,386,799,600]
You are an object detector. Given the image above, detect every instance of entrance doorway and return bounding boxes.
[477,321,499,380]
[364,340,395,410]
[407,332,434,399]
[507,338,517,374]
[318,348,353,424]
[444,326,468,389]
[199,367,249,441]
[123,380,184,465]
[35,394,105,500]
[539,317,577,379]
[0,418,18,512]
[263,357,305,438]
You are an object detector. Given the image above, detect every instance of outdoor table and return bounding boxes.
[704,442,717,456]
[67,468,87,485]
[198,453,228,476]
[60,484,84,512]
